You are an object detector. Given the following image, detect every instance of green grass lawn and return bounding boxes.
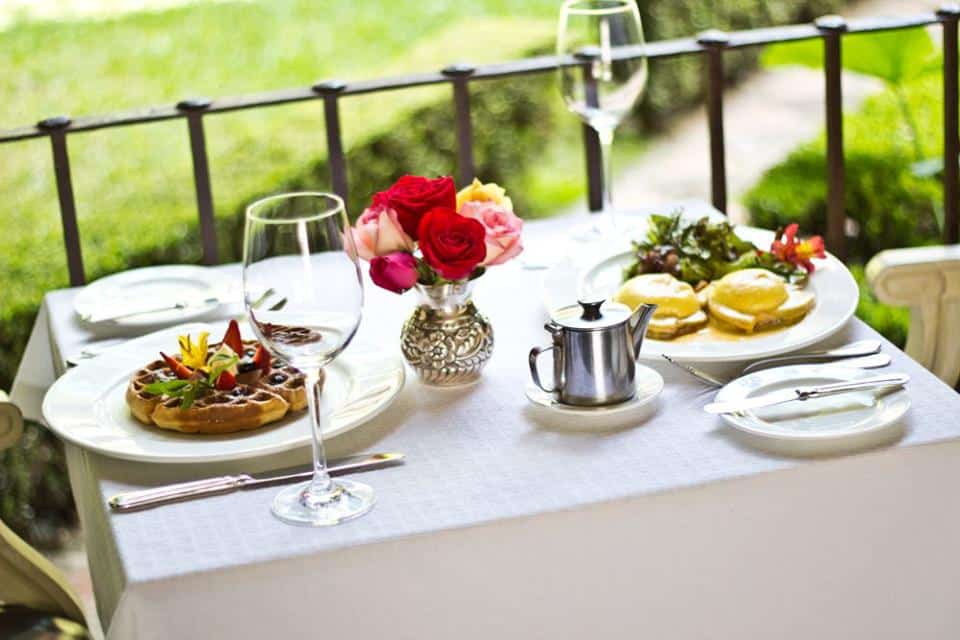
[0,0,579,386]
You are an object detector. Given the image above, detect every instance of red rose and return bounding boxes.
[373,175,456,240]
[417,207,487,281]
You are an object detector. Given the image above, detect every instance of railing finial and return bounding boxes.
[815,15,848,32]
[312,80,347,94]
[37,115,72,131]
[177,97,212,111]
[697,29,730,47]
[442,63,475,78]
[937,4,960,19]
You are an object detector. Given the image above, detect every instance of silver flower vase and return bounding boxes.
[400,281,494,386]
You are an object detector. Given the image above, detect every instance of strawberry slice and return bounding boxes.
[252,345,271,372]
[215,370,237,390]
[221,319,243,355]
[160,352,194,380]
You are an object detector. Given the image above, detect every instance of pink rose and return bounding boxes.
[369,252,419,294]
[458,201,523,266]
[351,205,414,260]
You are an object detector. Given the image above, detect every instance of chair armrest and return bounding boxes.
[866,245,960,385]
[0,391,23,452]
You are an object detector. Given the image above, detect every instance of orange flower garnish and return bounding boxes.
[769,223,825,273]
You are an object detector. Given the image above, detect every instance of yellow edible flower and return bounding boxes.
[456,178,513,211]
[178,331,209,370]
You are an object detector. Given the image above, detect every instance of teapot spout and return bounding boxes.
[628,303,658,358]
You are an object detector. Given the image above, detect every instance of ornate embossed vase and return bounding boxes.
[400,281,494,385]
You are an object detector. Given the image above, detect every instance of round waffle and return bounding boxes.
[126,339,311,433]
[151,384,289,434]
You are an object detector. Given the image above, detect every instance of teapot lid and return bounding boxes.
[550,299,633,331]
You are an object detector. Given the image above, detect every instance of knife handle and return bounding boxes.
[799,373,910,400]
[109,474,252,512]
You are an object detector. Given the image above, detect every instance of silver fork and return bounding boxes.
[663,346,891,388]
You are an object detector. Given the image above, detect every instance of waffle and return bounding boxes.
[258,364,312,412]
[151,384,289,434]
[126,360,177,424]
[126,340,311,433]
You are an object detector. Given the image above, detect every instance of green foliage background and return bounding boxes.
[745,27,945,347]
[1,0,842,547]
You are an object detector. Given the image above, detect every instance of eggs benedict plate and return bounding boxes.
[542,214,859,363]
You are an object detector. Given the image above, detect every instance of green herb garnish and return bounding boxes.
[142,354,238,411]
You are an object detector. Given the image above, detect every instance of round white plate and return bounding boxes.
[542,215,858,363]
[42,322,405,464]
[525,364,663,431]
[714,364,910,456]
[74,265,232,329]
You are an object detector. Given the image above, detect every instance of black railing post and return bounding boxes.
[177,97,218,265]
[575,48,604,212]
[442,64,476,186]
[698,29,730,214]
[38,115,85,286]
[939,4,960,244]
[313,80,349,205]
[816,15,848,261]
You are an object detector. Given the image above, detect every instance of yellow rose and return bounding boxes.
[456,178,513,212]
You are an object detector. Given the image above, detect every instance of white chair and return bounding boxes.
[866,245,960,387]
[0,390,90,638]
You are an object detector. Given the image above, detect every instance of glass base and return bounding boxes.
[271,478,375,527]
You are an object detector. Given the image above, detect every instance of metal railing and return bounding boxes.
[2,7,959,286]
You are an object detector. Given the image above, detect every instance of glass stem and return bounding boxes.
[598,126,615,217]
[304,368,333,499]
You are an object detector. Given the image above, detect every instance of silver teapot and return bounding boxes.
[529,300,658,406]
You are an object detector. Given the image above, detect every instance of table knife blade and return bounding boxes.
[704,373,909,415]
[108,452,404,512]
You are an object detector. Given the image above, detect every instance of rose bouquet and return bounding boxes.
[350,175,522,385]
[350,175,523,293]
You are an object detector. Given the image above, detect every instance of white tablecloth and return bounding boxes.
[12,206,960,639]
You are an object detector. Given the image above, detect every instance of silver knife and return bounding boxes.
[704,373,910,415]
[108,452,404,512]
[82,297,221,323]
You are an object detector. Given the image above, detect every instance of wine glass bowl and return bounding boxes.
[557,0,647,232]
[243,192,373,526]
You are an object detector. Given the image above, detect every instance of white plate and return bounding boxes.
[524,365,663,431]
[542,216,858,363]
[74,265,232,329]
[713,364,910,456]
[42,322,405,464]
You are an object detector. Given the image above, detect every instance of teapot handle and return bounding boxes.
[529,345,557,393]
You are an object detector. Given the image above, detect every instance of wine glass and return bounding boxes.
[557,0,648,237]
[243,192,372,526]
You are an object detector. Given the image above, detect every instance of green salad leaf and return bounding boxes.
[624,212,808,285]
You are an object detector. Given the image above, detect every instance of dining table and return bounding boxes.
[11,201,960,639]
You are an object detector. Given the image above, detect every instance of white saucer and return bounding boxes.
[713,364,911,456]
[525,365,663,431]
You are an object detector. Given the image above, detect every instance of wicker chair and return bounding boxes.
[866,245,960,387]
[0,391,90,639]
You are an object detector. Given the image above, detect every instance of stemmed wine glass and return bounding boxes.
[557,0,648,237]
[243,192,372,526]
